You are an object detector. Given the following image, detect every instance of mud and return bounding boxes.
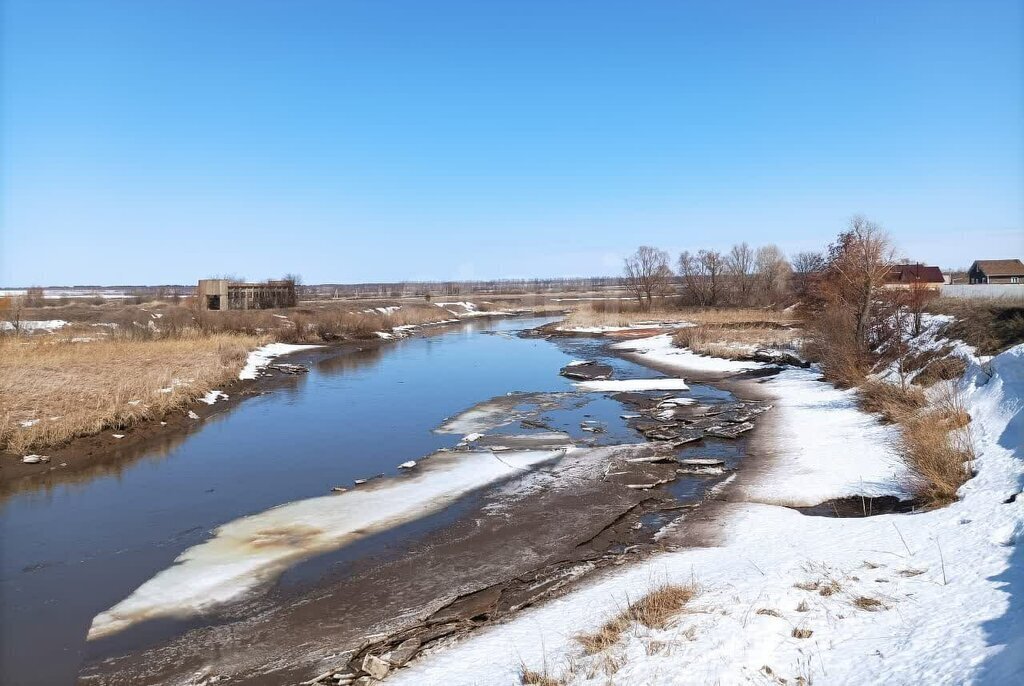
[77,443,713,685]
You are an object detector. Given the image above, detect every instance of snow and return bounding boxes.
[238,343,320,380]
[87,447,571,640]
[557,322,694,334]
[574,378,690,392]
[612,333,761,372]
[0,319,69,332]
[200,390,228,405]
[391,339,1024,686]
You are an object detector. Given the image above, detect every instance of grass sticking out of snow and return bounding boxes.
[575,583,697,655]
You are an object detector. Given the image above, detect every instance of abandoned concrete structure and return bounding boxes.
[196,279,297,310]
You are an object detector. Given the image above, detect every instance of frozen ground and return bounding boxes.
[391,334,1024,685]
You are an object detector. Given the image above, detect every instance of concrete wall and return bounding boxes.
[939,284,1024,301]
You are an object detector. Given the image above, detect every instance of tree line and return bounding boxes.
[622,242,826,309]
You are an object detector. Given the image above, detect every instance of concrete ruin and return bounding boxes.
[196,279,297,311]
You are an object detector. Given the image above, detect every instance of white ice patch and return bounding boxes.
[87,448,571,640]
[612,334,760,373]
[574,378,690,392]
[238,343,320,380]
[200,390,228,405]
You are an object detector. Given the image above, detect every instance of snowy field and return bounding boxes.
[391,332,1024,685]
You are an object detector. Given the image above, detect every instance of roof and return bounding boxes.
[971,259,1024,277]
[885,263,945,285]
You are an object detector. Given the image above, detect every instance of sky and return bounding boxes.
[1,0,1022,286]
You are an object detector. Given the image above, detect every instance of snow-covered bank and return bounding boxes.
[238,343,321,380]
[612,333,760,372]
[391,339,1024,685]
[88,447,572,640]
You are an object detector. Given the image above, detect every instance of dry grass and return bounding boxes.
[575,583,697,655]
[858,380,926,423]
[898,388,975,507]
[562,303,799,330]
[0,332,262,453]
[519,668,564,686]
[914,356,969,388]
[928,298,1024,355]
[672,324,799,360]
[853,596,884,611]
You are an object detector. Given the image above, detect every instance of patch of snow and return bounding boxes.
[391,341,1024,686]
[0,319,69,332]
[200,390,228,405]
[612,334,760,373]
[574,378,690,392]
[87,447,572,640]
[238,343,320,380]
[558,322,694,334]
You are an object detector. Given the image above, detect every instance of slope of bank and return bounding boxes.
[390,336,1024,685]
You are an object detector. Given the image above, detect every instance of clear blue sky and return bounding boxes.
[2,0,1021,286]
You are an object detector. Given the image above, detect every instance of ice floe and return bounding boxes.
[87,447,571,640]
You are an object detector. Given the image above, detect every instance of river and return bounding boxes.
[0,317,750,685]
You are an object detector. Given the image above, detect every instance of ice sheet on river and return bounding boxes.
[87,447,571,640]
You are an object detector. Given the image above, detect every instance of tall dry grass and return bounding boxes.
[0,332,262,453]
[672,323,799,359]
[898,387,975,506]
[563,303,798,329]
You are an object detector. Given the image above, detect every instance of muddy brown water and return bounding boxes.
[0,317,755,685]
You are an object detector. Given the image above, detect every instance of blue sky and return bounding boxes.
[2,0,1021,285]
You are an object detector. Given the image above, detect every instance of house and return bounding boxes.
[967,259,1024,285]
[196,279,297,310]
[882,263,945,290]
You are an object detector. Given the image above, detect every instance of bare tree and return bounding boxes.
[724,243,756,305]
[791,250,826,299]
[820,215,895,355]
[624,246,672,310]
[678,249,725,306]
[754,244,792,305]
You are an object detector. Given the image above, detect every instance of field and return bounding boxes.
[0,332,262,454]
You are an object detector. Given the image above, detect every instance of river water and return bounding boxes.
[0,317,739,685]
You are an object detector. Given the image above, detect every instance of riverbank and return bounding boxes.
[63,319,767,686]
[386,330,1024,685]
[1,310,546,489]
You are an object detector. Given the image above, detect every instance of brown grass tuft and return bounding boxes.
[575,583,697,654]
[519,668,564,686]
[853,596,884,611]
